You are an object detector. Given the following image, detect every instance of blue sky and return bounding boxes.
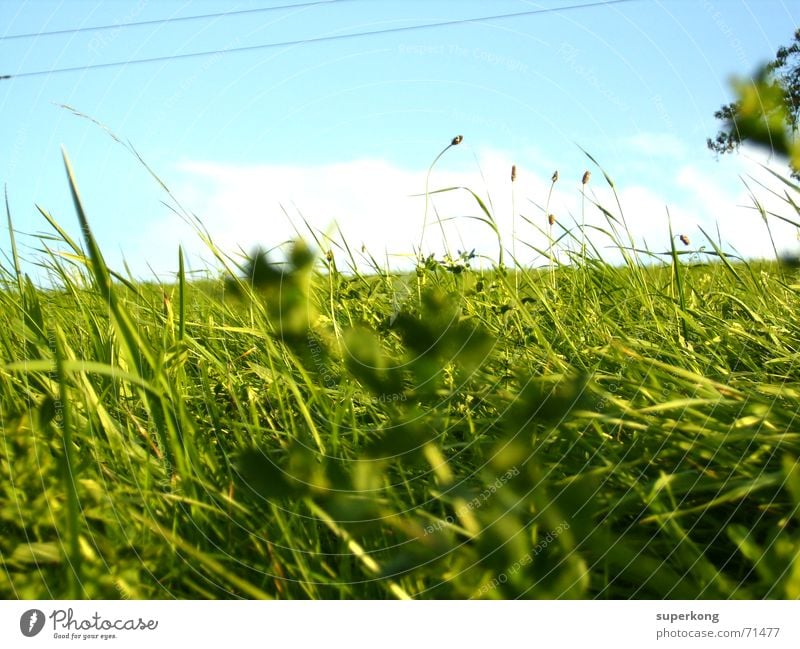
[1,0,799,279]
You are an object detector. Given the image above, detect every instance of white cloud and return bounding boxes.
[151,152,558,272]
[133,146,800,277]
[676,151,800,259]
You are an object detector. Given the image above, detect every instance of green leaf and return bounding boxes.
[343,326,404,398]
[236,448,297,500]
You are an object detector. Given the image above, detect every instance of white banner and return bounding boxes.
[1,600,799,648]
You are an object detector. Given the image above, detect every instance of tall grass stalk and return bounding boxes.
[545,170,558,289]
[418,136,461,261]
[580,170,590,267]
[667,209,689,344]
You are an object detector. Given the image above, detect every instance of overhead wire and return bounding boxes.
[0,0,351,42]
[1,0,642,81]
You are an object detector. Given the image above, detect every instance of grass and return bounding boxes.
[1,145,800,600]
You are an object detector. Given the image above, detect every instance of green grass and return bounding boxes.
[2,149,800,599]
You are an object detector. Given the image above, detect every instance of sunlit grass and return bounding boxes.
[1,145,800,600]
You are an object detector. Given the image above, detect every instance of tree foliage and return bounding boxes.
[708,28,800,178]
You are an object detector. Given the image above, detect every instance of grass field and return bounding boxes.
[2,148,800,599]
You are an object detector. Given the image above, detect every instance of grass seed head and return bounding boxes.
[548,214,556,226]
[680,234,690,246]
[582,170,591,185]
[511,165,517,182]
[552,170,559,183]
[451,134,463,146]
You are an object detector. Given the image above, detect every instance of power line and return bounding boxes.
[1,0,641,81]
[0,0,349,42]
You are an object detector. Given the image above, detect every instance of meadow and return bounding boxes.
[1,146,800,599]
